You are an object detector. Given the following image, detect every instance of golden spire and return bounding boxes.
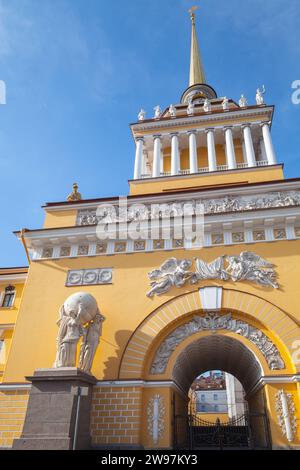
[189,6,206,87]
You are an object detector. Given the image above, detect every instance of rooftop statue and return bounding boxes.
[256,85,266,105]
[203,98,211,112]
[187,98,195,115]
[222,96,229,111]
[138,108,146,121]
[153,105,162,119]
[67,183,82,202]
[168,104,177,118]
[239,94,248,108]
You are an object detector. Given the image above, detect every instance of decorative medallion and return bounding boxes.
[66,268,112,287]
[150,312,285,374]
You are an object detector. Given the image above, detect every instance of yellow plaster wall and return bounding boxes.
[43,209,77,229]
[129,166,284,195]
[196,413,229,424]
[0,281,26,381]
[3,239,300,384]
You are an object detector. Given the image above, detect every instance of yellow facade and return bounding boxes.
[1,12,300,451]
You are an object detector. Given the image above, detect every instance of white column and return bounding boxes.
[261,122,277,165]
[171,133,180,175]
[188,131,198,174]
[152,135,162,177]
[242,125,256,167]
[206,129,217,171]
[224,127,237,169]
[133,137,144,179]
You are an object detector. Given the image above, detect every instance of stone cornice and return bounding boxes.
[130,106,274,135]
[0,273,27,283]
[246,374,300,398]
[16,205,300,241]
[44,171,297,213]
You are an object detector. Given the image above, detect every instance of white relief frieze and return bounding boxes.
[150,313,285,374]
[76,190,300,226]
[146,252,278,297]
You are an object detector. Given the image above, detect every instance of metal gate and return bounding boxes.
[174,413,271,450]
[189,414,251,449]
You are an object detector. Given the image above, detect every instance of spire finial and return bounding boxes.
[189,5,206,87]
[189,5,198,24]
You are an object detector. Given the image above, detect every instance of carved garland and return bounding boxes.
[275,390,297,442]
[147,394,165,445]
[150,313,285,375]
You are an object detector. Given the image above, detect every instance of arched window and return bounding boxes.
[1,285,15,308]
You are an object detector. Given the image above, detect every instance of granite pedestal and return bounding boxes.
[13,368,97,450]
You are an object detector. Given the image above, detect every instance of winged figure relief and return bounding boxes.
[225,251,279,289]
[146,257,194,297]
[146,252,279,297]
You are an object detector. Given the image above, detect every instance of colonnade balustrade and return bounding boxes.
[133,122,277,179]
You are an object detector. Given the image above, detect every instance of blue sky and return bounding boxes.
[0,0,299,266]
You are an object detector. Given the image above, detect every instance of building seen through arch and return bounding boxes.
[189,371,246,421]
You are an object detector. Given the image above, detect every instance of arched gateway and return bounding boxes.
[114,288,300,449]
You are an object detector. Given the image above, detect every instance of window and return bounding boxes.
[1,285,15,308]
[213,394,218,401]
[201,394,205,401]
[214,405,219,412]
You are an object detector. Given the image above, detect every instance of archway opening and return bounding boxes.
[171,335,271,449]
[189,371,247,423]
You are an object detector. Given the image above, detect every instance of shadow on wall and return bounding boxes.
[102,329,152,380]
